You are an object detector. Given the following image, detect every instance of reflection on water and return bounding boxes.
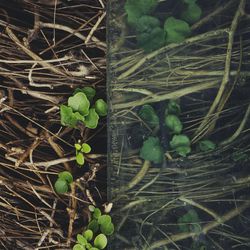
[108,0,250,249]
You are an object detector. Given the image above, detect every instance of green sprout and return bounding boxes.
[165,114,183,134]
[54,171,73,194]
[138,104,159,128]
[140,136,164,164]
[181,0,202,24]
[73,205,114,250]
[170,134,191,157]
[166,99,181,115]
[60,87,107,129]
[75,142,91,166]
[198,140,216,152]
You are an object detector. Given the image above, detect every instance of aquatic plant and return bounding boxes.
[73,205,114,250]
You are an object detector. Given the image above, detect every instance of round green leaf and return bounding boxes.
[138,104,159,128]
[83,229,93,241]
[73,87,96,101]
[58,171,73,184]
[54,178,68,194]
[165,115,183,134]
[181,3,202,24]
[73,244,86,250]
[198,140,216,152]
[140,136,164,164]
[167,100,181,115]
[88,220,99,234]
[75,143,82,151]
[95,99,108,116]
[68,92,90,116]
[88,205,95,212]
[94,234,107,250]
[76,152,85,166]
[175,146,191,157]
[77,234,87,245]
[84,108,99,129]
[100,222,114,236]
[98,215,111,225]
[81,143,91,153]
[164,17,191,44]
[93,208,102,219]
[170,134,190,149]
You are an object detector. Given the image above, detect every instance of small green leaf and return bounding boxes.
[88,205,95,212]
[125,0,158,27]
[86,243,92,249]
[100,222,114,236]
[138,104,159,128]
[181,3,202,24]
[54,179,68,194]
[165,115,183,134]
[198,140,216,152]
[88,220,99,234]
[178,208,200,233]
[74,87,96,101]
[84,108,99,129]
[83,229,93,241]
[164,17,191,44]
[93,208,102,219]
[81,143,91,153]
[73,244,86,250]
[94,234,107,250]
[170,134,190,149]
[68,92,90,116]
[175,146,191,157]
[58,171,73,184]
[75,143,82,151]
[77,234,87,245]
[76,152,85,165]
[95,99,108,116]
[60,105,78,128]
[136,16,165,52]
[98,215,112,225]
[140,136,164,164]
[167,100,181,115]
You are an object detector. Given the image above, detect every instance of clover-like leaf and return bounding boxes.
[68,92,90,116]
[164,17,191,44]
[54,178,68,194]
[94,234,107,250]
[136,16,165,52]
[95,99,108,117]
[165,115,183,134]
[140,136,164,164]
[181,3,202,24]
[198,140,216,152]
[81,143,91,153]
[73,244,86,250]
[58,171,73,184]
[125,0,158,27]
[77,234,87,246]
[83,229,93,241]
[73,87,96,102]
[88,220,99,234]
[76,152,85,165]
[84,108,99,129]
[138,104,159,128]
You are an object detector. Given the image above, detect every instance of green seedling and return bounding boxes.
[73,205,114,250]
[138,104,159,128]
[140,136,164,164]
[54,171,73,194]
[181,2,202,24]
[164,16,191,44]
[75,142,91,166]
[165,114,183,134]
[170,134,191,157]
[166,99,181,115]
[125,0,158,27]
[60,88,107,129]
[136,15,165,52]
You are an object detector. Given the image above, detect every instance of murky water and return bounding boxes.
[108,0,250,249]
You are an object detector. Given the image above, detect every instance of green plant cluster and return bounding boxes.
[138,100,216,162]
[124,0,202,52]
[54,171,73,194]
[73,205,114,250]
[75,142,91,166]
[60,87,107,129]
